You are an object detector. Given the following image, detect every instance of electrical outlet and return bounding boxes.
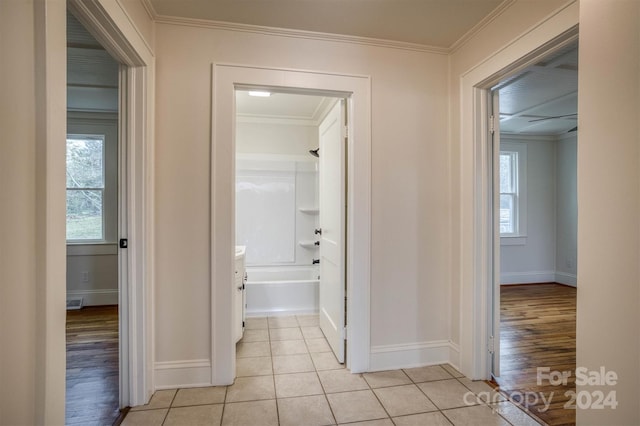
[566,259,574,269]
[81,271,89,283]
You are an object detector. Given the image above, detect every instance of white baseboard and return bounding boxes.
[500,271,555,285]
[154,359,212,390]
[555,271,577,287]
[369,340,454,372]
[500,270,577,286]
[67,289,118,306]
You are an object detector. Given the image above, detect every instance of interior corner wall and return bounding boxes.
[555,134,577,285]
[154,23,451,383]
[577,0,640,423]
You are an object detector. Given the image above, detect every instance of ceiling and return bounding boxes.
[69,4,578,135]
[148,0,503,48]
[67,12,119,112]
[497,42,578,136]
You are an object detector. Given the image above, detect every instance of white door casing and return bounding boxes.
[490,90,501,378]
[318,99,347,363]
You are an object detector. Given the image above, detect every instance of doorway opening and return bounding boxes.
[66,0,155,411]
[233,88,349,366]
[489,42,578,426]
[65,10,122,425]
[212,65,371,384]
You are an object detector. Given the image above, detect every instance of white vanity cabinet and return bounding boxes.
[234,246,246,342]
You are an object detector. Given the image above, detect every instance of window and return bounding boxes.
[66,135,105,241]
[499,151,518,234]
[499,142,527,239]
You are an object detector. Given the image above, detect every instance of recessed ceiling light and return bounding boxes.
[248,91,271,97]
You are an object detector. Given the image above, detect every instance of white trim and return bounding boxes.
[67,289,119,306]
[555,272,577,287]
[33,1,67,420]
[457,2,578,381]
[67,0,156,407]
[155,15,448,55]
[370,341,455,372]
[154,360,212,390]
[500,271,556,285]
[212,64,371,385]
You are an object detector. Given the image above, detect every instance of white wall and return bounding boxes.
[500,137,557,284]
[154,21,450,380]
[576,0,640,423]
[555,133,577,284]
[236,121,318,155]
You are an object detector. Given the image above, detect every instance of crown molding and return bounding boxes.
[153,15,450,54]
[449,0,517,54]
[140,0,157,21]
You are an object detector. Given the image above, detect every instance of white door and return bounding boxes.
[490,90,501,378]
[318,99,347,363]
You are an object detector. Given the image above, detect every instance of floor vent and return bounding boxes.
[66,297,84,310]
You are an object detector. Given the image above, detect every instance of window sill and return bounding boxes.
[500,236,527,246]
[67,243,118,256]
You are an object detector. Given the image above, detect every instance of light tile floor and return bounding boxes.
[123,315,541,426]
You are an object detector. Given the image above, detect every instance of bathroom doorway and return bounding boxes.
[234,89,348,363]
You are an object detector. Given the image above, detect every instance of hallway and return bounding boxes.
[123,314,540,425]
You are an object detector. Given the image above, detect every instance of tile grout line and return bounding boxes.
[296,314,339,426]
[268,315,281,426]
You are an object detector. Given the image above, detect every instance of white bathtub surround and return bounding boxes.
[236,154,321,316]
[236,155,319,267]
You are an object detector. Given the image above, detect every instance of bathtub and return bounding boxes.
[245,266,319,316]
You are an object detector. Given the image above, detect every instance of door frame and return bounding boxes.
[68,0,155,406]
[458,10,578,378]
[212,65,372,384]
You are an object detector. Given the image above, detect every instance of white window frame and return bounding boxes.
[500,141,527,245]
[66,115,118,249]
[66,134,106,242]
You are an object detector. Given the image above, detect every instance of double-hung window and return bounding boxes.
[66,135,106,241]
[499,141,527,240]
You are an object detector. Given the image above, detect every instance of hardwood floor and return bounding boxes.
[494,283,576,426]
[66,305,120,426]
